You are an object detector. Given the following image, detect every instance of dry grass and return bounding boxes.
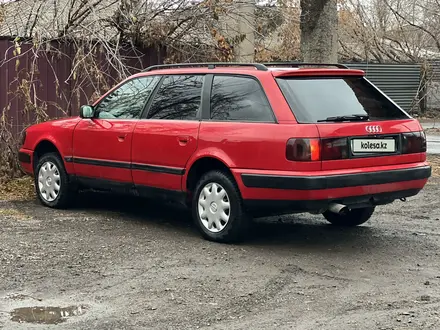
[417,112,440,121]
[424,127,440,135]
[0,208,32,220]
[428,155,440,178]
[0,176,35,201]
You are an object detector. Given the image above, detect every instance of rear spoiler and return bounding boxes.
[271,69,365,78]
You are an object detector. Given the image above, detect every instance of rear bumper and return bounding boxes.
[240,165,431,190]
[232,163,431,216]
[243,188,422,217]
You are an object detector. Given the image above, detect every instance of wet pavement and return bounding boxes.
[1,185,440,329]
[10,306,87,325]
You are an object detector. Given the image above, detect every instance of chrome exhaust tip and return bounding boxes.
[328,203,349,215]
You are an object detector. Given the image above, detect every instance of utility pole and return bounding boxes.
[217,0,255,62]
[235,0,255,62]
[225,0,255,62]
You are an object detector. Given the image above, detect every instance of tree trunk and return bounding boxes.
[300,0,338,63]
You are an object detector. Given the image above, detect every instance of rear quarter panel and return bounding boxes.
[254,71,298,122]
[190,121,321,172]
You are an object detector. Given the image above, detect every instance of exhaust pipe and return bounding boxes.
[328,203,349,215]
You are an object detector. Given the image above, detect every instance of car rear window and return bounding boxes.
[276,76,410,123]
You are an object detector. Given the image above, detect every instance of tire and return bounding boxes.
[192,170,250,243]
[34,152,75,209]
[322,207,375,227]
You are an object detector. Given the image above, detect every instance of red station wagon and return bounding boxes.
[18,62,431,243]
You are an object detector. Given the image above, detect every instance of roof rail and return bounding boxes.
[262,62,349,69]
[143,62,269,72]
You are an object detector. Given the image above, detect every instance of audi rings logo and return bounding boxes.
[365,125,382,133]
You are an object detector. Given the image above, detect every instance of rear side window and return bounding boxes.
[276,76,409,123]
[210,75,274,122]
[147,75,204,120]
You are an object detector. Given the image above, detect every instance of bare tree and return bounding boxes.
[339,0,440,63]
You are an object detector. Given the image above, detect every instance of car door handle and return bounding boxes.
[178,136,189,145]
[118,134,126,142]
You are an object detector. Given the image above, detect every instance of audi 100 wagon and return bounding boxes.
[18,62,431,243]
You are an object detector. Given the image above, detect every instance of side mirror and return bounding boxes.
[80,105,95,119]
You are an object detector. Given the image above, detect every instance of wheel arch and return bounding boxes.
[33,139,63,170]
[185,155,236,194]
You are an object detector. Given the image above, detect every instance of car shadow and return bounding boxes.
[70,189,194,230]
[50,190,409,254]
[249,218,374,246]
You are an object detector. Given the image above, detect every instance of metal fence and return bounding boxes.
[344,63,421,112]
[0,38,165,137]
[425,60,440,110]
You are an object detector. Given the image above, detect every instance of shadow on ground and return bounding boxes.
[11,190,406,256]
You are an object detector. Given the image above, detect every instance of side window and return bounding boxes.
[147,75,204,120]
[210,75,274,122]
[95,76,160,119]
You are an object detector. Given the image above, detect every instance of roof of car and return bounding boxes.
[129,63,364,79]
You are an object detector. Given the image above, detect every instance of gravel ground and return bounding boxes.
[1,179,440,330]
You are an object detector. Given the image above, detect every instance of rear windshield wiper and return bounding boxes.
[317,114,370,122]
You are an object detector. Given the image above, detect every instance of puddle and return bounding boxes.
[10,305,87,324]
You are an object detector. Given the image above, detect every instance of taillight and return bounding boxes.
[286,138,320,161]
[402,131,426,154]
[321,138,349,160]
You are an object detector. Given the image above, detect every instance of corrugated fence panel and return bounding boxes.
[344,63,421,112]
[425,60,440,110]
[0,38,165,137]
[426,60,440,82]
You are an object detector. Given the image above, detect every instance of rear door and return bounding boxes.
[131,74,203,194]
[276,75,424,170]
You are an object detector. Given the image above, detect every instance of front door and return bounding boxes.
[131,74,203,194]
[72,75,161,186]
